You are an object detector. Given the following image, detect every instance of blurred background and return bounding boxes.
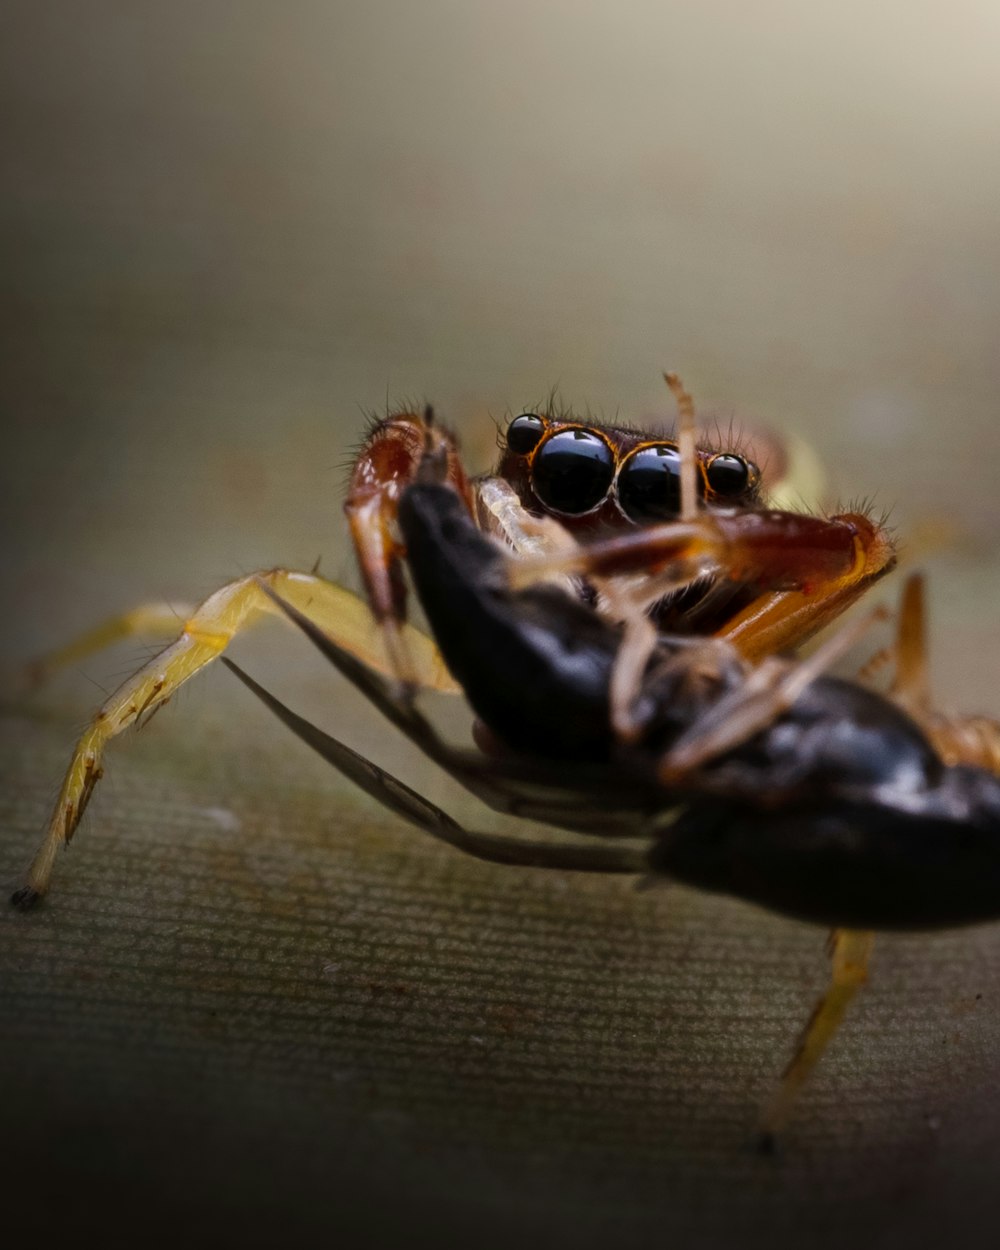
[3,2,1000,1246]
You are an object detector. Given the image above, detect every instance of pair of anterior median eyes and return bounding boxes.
[505,412,761,521]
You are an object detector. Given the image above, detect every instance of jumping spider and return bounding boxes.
[15,374,1000,1146]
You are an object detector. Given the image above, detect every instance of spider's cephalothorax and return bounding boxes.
[459,379,894,656]
[493,409,771,635]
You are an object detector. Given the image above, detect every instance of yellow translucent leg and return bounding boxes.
[22,602,196,690]
[14,568,457,906]
[890,572,931,711]
[886,573,1000,772]
[759,928,874,1148]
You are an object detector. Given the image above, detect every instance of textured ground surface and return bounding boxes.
[4,691,1000,1249]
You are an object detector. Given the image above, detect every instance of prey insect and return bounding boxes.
[14,375,997,1145]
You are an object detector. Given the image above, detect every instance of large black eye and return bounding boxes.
[617,443,689,520]
[506,413,546,455]
[707,454,751,498]
[531,428,615,515]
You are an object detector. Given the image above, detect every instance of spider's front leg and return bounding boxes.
[345,408,473,685]
[889,573,1000,772]
[757,929,874,1151]
[511,505,897,663]
[12,569,456,908]
[711,507,896,661]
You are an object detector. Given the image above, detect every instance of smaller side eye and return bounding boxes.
[506,413,546,455]
[706,454,751,498]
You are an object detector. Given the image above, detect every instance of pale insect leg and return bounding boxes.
[600,569,713,742]
[608,614,659,742]
[758,929,875,1150]
[663,371,699,523]
[605,373,705,739]
[474,476,582,596]
[13,569,456,906]
[659,603,890,782]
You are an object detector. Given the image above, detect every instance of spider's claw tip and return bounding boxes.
[10,885,42,911]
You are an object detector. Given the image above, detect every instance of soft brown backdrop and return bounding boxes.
[3,3,1000,1246]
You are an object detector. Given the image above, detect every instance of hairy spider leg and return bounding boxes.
[890,572,931,711]
[19,602,195,691]
[757,929,875,1151]
[223,656,649,874]
[346,409,472,687]
[11,570,456,908]
[890,573,1000,773]
[713,512,895,661]
[509,507,896,664]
